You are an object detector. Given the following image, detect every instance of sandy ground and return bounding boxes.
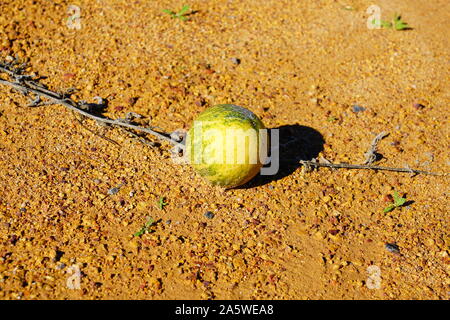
[0,0,449,299]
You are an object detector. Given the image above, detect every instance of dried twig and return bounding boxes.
[364,131,389,165]
[119,127,157,147]
[75,117,120,146]
[0,60,178,147]
[299,160,447,177]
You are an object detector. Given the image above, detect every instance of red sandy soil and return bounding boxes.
[0,0,448,299]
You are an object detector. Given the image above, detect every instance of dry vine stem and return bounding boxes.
[299,160,445,177]
[0,60,179,147]
[364,131,389,165]
[0,60,448,178]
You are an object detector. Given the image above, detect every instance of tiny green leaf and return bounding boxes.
[327,116,338,122]
[157,197,168,210]
[134,217,155,237]
[382,21,393,28]
[163,5,190,21]
[145,217,155,227]
[177,5,190,16]
[393,191,406,206]
[372,18,392,29]
[163,9,175,16]
[374,13,410,31]
[393,15,409,30]
[383,191,407,213]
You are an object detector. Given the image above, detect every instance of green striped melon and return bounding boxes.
[186,104,267,188]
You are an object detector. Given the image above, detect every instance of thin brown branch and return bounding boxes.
[364,131,389,165]
[75,117,120,147]
[299,160,448,177]
[0,62,178,146]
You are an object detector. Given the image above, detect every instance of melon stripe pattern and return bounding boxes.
[186,104,267,188]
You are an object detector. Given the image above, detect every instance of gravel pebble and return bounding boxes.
[108,187,120,195]
[231,57,241,65]
[385,243,400,254]
[204,211,214,219]
[352,105,366,112]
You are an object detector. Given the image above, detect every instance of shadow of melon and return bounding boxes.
[236,124,324,189]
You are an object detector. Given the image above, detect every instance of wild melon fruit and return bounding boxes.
[186,104,268,188]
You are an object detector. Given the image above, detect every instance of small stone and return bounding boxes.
[108,187,120,195]
[204,211,214,219]
[63,73,75,81]
[385,243,400,254]
[329,229,339,236]
[55,263,66,270]
[231,57,241,65]
[195,99,206,107]
[352,105,366,113]
[9,234,18,245]
[413,103,425,110]
[127,97,138,106]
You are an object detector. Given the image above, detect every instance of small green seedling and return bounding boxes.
[157,196,168,210]
[163,5,190,21]
[383,191,407,213]
[372,18,393,29]
[392,14,409,30]
[134,217,155,237]
[372,13,410,31]
[327,116,338,122]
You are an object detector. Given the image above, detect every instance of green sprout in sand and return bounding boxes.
[163,5,190,21]
[383,191,407,213]
[157,197,168,210]
[372,13,410,31]
[327,116,338,123]
[134,217,155,237]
